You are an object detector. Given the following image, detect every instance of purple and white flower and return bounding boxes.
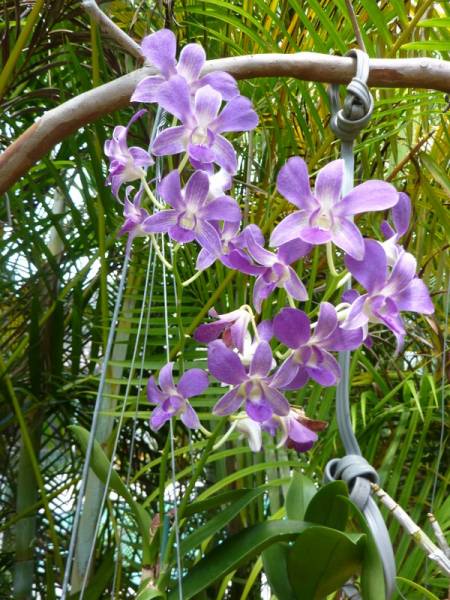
[380,191,411,265]
[104,109,153,197]
[228,227,310,312]
[118,187,150,251]
[208,339,291,422]
[270,157,399,260]
[273,303,363,389]
[147,362,208,430]
[194,306,251,353]
[342,239,434,351]
[142,169,241,256]
[132,29,238,104]
[151,79,258,173]
[235,407,326,453]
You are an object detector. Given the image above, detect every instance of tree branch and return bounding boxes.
[82,1,143,60]
[1,53,450,195]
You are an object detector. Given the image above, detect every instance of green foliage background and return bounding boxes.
[0,1,449,598]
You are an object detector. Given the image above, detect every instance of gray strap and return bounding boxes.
[325,49,396,600]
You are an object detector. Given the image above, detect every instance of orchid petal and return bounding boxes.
[177,43,205,82]
[212,135,238,173]
[270,211,308,247]
[284,268,308,301]
[159,362,175,392]
[194,85,222,127]
[273,307,311,349]
[158,169,184,209]
[141,29,177,77]
[249,341,273,377]
[395,278,434,314]
[203,197,242,222]
[142,210,178,233]
[152,126,188,156]
[276,157,315,210]
[213,387,242,415]
[212,95,258,133]
[208,340,246,384]
[178,368,209,398]
[336,180,398,217]
[314,159,344,206]
[180,403,200,429]
[330,218,365,260]
[345,239,387,293]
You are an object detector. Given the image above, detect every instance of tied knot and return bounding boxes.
[329,49,374,142]
[324,454,379,510]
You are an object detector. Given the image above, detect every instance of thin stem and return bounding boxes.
[150,235,173,271]
[213,420,238,450]
[182,269,204,287]
[177,153,190,173]
[287,295,296,308]
[344,0,367,53]
[142,177,165,210]
[326,242,340,278]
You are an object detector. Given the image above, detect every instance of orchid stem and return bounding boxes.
[141,176,165,210]
[241,304,259,340]
[326,242,340,278]
[213,420,238,450]
[182,269,204,287]
[199,424,212,437]
[287,295,297,308]
[337,271,352,288]
[178,153,190,173]
[150,235,172,270]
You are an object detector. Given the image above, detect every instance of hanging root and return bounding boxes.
[371,484,450,577]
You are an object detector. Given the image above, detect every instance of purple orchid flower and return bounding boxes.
[242,228,310,312]
[273,303,363,389]
[142,169,241,256]
[194,306,251,353]
[147,362,208,430]
[195,222,264,273]
[380,191,411,265]
[236,407,325,453]
[118,187,150,252]
[270,157,399,260]
[208,339,291,422]
[104,109,154,197]
[151,79,258,173]
[131,29,238,104]
[342,239,434,351]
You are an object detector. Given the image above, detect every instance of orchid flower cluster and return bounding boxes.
[104,29,434,455]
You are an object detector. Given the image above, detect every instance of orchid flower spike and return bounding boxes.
[270,157,399,260]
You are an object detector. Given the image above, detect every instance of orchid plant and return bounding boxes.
[103,28,437,597]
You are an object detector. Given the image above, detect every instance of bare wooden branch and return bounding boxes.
[1,52,450,195]
[372,484,450,577]
[82,1,143,60]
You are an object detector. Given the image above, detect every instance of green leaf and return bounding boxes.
[401,41,450,51]
[135,588,166,600]
[262,543,296,600]
[167,520,312,599]
[183,488,252,518]
[180,487,265,558]
[304,481,349,531]
[396,577,441,600]
[285,472,317,521]
[418,18,450,28]
[69,425,152,561]
[287,526,365,599]
[341,497,385,600]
